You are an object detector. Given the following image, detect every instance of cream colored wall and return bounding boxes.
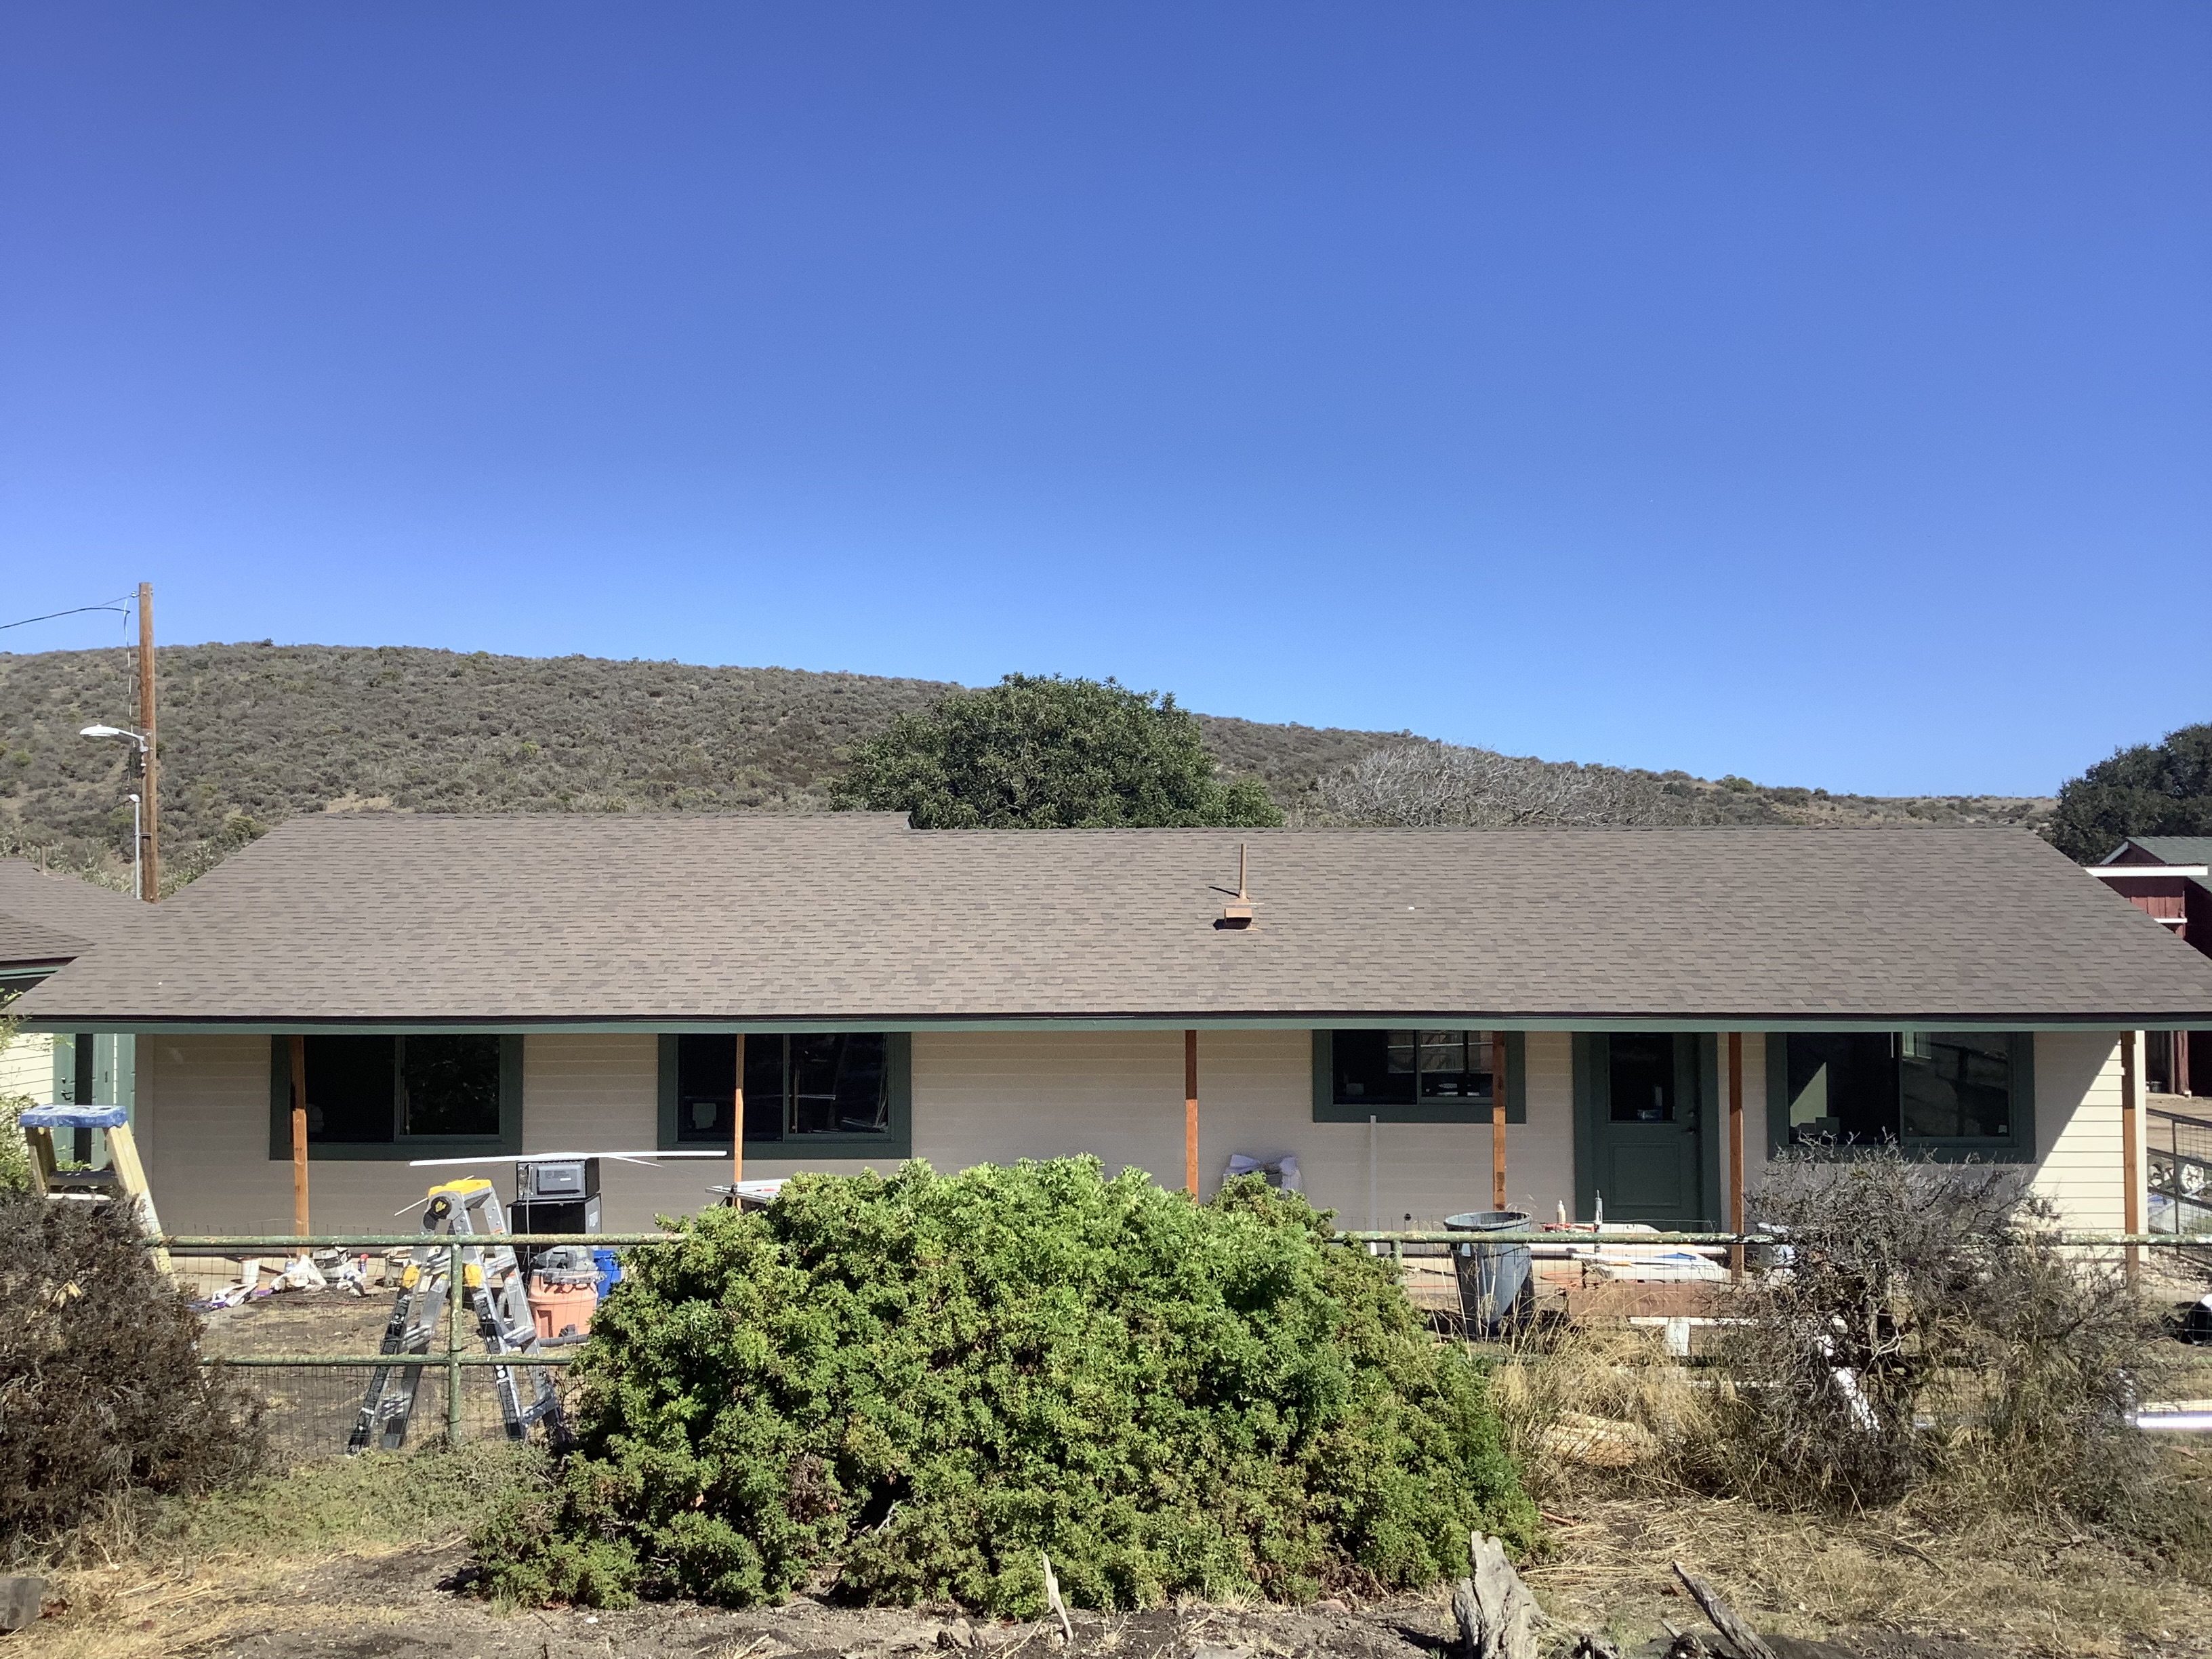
[134,1029,1585,1235]
[135,1025,2139,1238]
[1745,1029,2137,1232]
[907,1027,1578,1229]
[0,1027,56,1101]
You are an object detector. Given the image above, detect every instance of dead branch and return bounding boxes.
[1670,1562,1776,1659]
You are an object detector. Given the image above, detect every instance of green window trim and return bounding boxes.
[1763,1030,2036,1164]
[657,1032,913,1159]
[1311,1029,1527,1124]
[268,1035,523,1162]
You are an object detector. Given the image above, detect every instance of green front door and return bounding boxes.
[1578,1033,1706,1225]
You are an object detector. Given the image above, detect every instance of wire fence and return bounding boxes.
[2150,1106,2212,1239]
[166,1225,2212,1460]
[213,1360,589,1462]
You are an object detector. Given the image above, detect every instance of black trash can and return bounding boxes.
[1442,1210,1533,1336]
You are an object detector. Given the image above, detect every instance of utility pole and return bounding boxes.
[135,582,159,901]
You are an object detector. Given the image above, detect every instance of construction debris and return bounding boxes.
[1536,1411,1659,1469]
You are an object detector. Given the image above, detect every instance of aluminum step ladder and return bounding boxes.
[348,1178,566,1454]
[17,1103,169,1272]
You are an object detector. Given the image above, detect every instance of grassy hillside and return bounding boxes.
[0,642,2051,889]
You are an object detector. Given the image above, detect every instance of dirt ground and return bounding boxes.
[19,1481,2212,1659]
[18,1274,2200,1658]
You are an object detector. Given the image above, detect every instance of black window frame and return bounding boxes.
[268,1033,523,1162]
[1311,1029,1527,1124]
[657,1032,912,1158]
[1763,1030,2036,1162]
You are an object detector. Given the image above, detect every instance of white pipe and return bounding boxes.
[2133,1412,2212,1433]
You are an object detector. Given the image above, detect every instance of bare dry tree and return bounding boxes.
[1315,739,1695,829]
[1700,1148,2184,1537]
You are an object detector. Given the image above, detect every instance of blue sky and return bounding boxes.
[2,3,2206,797]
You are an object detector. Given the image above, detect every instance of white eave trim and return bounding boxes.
[2090,865,2209,879]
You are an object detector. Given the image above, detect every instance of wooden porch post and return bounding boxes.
[2122,1030,2141,1282]
[731,1033,746,1203]
[1183,1030,1199,1197]
[1491,1030,1509,1212]
[1727,1033,1745,1279]
[289,1035,309,1239]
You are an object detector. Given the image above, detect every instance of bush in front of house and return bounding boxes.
[472,1158,1534,1612]
[1696,1149,2200,1547]
[0,1187,267,1558]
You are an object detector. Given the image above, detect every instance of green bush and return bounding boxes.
[473,1159,1532,1612]
[832,674,1284,829]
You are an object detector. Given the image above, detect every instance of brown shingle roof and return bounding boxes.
[15,814,2212,1027]
[0,860,144,972]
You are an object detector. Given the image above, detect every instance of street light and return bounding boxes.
[81,725,150,899]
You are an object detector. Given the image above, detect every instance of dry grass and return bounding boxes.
[16,1442,533,1658]
[1486,1314,2212,1656]
[1523,1486,2212,1658]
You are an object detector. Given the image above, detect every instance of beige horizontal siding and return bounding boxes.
[131,1026,2142,1239]
[2028,1031,2127,1231]
[0,1029,56,1101]
[912,1028,1577,1229]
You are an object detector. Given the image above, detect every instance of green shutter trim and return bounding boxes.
[1763,1035,1791,1158]
[655,1032,914,1159]
[656,1033,681,1151]
[269,1034,524,1162]
[1698,1033,1723,1231]
[1571,1033,1602,1223]
[1309,1030,1526,1124]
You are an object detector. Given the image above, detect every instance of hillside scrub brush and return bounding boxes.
[472,1158,1534,1612]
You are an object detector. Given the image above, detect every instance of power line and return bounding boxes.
[0,596,134,632]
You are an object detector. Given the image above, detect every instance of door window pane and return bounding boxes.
[1901,1033,2012,1139]
[401,1036,501,1137]
[1607,1033,1675,1122]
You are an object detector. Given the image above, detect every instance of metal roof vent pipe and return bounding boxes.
[1216,842,1254,930]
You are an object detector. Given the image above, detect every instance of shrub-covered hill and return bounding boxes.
[0,640,2052,886]
[0,642,1387,878]
[472,1160,1536,1613]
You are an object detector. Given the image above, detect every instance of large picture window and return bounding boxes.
[658,1033,911,1155]
[270,1034,521,1160]
[1312,1029,1527,1124]
[1768,1031,2032,1158]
